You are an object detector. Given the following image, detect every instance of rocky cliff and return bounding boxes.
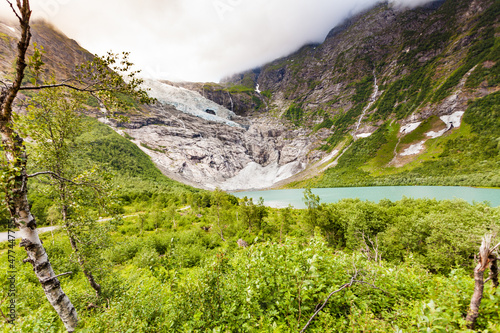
[219,0,499,187]
[103,110,325,191]
[1,0,498,190]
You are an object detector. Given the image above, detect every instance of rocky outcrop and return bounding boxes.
[224,0,496,129]
[107,102,327,190]
[100,0,499,190]
[2,0,498,191]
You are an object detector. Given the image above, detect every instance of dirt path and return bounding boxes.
[0,214,140,242]
[0,226,59,242]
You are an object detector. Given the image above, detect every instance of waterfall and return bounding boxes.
[354,73,379,136]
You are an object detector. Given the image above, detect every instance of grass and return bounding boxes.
[399,116,444,145]
[140,142,164,153]
[362,122,400,172]
[227,85,254,94]
[308,88,499,188]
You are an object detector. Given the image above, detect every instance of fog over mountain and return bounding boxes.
[0,0,436,82]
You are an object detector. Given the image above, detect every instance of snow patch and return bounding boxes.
[440,111,464,128]
[426,111,465,139]
[357,132,373,138]
[401,141,425,156]
[426,129,447,139]
[220,161,304,191]
[255,84,261,94]
[318,150,339,166]
[400,122,421,134]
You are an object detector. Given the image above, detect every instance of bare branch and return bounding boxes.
[40,271,73,284]
[5,0,21,21]
[28,171,104,195]
[353,280,392,296]
[28,171,77,184]
[300,272,358,333]
[19,83,105,93]
[1,0,31,121]
[0,297,8,323]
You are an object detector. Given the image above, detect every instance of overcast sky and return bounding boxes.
[1,0,435,82]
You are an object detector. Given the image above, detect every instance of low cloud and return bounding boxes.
[0,0,437,82]
[390,0,439,8]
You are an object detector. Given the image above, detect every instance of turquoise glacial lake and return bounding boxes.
[233,186,500,209]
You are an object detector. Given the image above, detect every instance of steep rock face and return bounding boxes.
[106,103,327,190]
[0,17,328,191]
[2,0,498,190]
[0,20,93,80]
[217,0,499,186]
[224,0,497,133]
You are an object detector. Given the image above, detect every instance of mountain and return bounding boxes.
[0,19,320,191]
[217,0,500,188]
[1,0,498,190]
[0,20,93,80]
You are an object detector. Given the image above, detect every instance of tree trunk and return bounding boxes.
[62,205,101,297]
[466,235,498,330]
[490,257,498,289]
[1,114,78,333]
[0,2,78,331]
[67,232,101,297]
[466,261,486,330]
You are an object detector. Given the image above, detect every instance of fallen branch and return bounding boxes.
[300,273,358,333]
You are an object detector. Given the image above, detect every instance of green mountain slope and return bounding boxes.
[25,117,200,227]
[222,0,500,187]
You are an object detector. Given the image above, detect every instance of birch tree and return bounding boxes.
[19,85,112,297]
[0,1,152,331]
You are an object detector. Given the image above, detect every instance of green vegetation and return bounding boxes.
[351,75,374,104]
[260,90,272,99]
[123,132,134,140]
[227,84,254,94]
[282,103,304,126]
[312,116,333,132]
[23,117,197,229]
[321,76,375,150]
[85,95,100,108]
[0,32,12,44]
[399,116,442,145]
[252,95,264,110]
[375,63,434,120]
[140,142,164,153]
[362,121,400,170]
[2,1,500,330]
[433,23,498,102]
[2,193,499,332]
[315,92,500,188]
